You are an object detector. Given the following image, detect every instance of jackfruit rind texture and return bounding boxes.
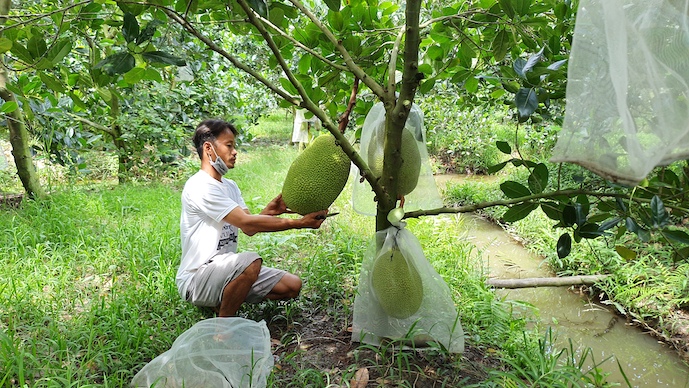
[282,134,350,215]
[371,246,424,319]
[367,128,421,196]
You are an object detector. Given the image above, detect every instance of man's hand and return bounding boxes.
[260,194,292,216]
[301,209,328,229]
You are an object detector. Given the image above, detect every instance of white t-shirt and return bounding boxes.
[176,170,248,299]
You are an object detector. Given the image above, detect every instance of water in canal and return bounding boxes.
[437,174,689,387]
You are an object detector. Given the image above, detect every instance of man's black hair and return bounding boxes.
[192,119,238,159]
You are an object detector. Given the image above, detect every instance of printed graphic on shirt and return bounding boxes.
[217,224,238,252]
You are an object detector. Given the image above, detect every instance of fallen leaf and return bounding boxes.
[350,367,369,388]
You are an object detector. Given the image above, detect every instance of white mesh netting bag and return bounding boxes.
[352,221,464,353]
[131,317,273,388]
[551,0,689,186]
[351,102,443,216]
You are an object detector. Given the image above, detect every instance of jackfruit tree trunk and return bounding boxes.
[0,0,46,199]
[375,0,422,232]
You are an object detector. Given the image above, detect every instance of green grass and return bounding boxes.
[1,127,615,386]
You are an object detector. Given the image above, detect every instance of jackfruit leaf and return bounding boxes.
[522,47,545,75]
[0,101,18,113]
[577,222,602,239]
[562,204,576,227]
[487,161,508,174]
[142,51,186,66]
[515,88,538,118]
[136,21,162,45]
[498,0,515,18]
[625,217,638,233]
[540,201,561,221]
[247,0,268,18]
[39,73,65,93]
[673,247,689,262]
[27,36,47,59]
[650,195,670,227]
[527,163,548,194]
[598,217,622,233]
[94,52,135,75]
[661,229,689,245]
[500,181,531,199]
[122,13,139,43]
[615,197,628,212]
[46,39,72,65]
[491,29,510,62]
[387,207,405,226]
[324,0,341,12]
[465,77,479,93]
[547,59,568,71]
[513,58,527,77]
[502,202,538,222]
[144,68,163,82]
[124,67,145,84]
[502,81,520,93]
[556,232,571,259]
[615,245,637,261]
[0,38,11,53]
[279,78,298,95]
[496,140,511,154]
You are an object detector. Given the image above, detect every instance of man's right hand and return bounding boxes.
[302,209,328,228]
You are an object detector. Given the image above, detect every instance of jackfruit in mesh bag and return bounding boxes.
[131,317,273,388]
[352,222,464,353]
[351,102,443,216]
[551,0,689,186]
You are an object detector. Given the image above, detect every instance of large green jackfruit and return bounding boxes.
[368,128,421,196]
[282,134,350,215]
[371,247,424,319]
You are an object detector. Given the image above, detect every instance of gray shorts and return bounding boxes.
[186,251,287,307]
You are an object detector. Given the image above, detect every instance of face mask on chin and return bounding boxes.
[208,144,229,176]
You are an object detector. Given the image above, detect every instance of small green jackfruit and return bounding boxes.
[371,247,423,319]
[368,128,421,195]
[282,134,350,215]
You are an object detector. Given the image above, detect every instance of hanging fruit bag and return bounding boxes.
[352,217,464,353]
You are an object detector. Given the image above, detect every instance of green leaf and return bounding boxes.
[515,87,538,119]
[279,78,298,95]
[136,21,161,45]
[0,38,12,53]
[496,141,511,154]
[615,245,637,261]
[502,202,538,222]
[487,161,508,174]
[141,51,186,66]
[94,52,136,75]
[426,45,444,61]
[122,13,139,43]
[498,0,515,18]
[39,73,65,93]
[491,29,510,62]
[557,233,571,259]
[144,68,163,82]
[247,0,268,18]
[27,35,47,59]
[465,76,479,93]
[562,204,577,227]
[578,222,602,239]
[324,0,341,12]
[46,39,72,65]
[540,201,561,221]
[10,42,33,64]
[650,195,670,227]
[598,217,622,232]
[527,163,548,194]
[0,101,18,113]
[661,229,689,245]
[124,67,145,84]
[500,181,531,199]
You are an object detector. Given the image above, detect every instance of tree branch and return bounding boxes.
[403,189,689,219]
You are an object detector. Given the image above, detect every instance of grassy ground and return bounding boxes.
[0,112,616,387]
